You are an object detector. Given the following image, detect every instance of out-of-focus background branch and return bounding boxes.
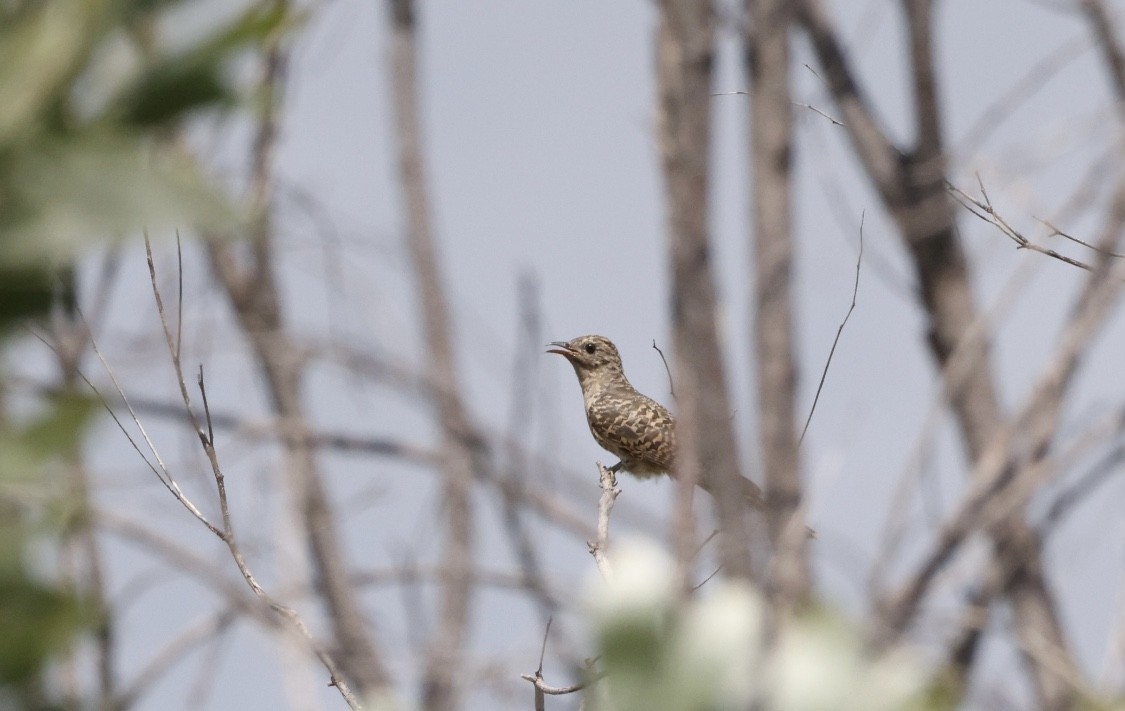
[3,0,1125,709]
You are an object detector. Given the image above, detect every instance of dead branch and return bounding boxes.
[201,33,391,698]
[519,674,593,697]
[745,0,808,605]
[658,0,755,581]
[948,181,1098,272]
[1043,436,1125,530]
[386,1,478,708]
[588,463,620,580]
[96,507,361,708]
[1083,0,1125,110]
[795,0,1082,705]
[144,238,366,708]
[876,229,1125,645]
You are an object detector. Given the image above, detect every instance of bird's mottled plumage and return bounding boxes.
[547,335,676,478]
[550,335,813,533]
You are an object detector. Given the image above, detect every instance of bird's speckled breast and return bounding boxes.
[584,388,676,477]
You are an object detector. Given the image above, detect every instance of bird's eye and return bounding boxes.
[584,342,596,354]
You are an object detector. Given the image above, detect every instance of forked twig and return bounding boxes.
[143,237,362,709]
[28,327,220,537]
[947,180,1100,272]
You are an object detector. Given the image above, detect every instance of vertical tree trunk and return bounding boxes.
[744,0,808,604]
[387,2,477,709]
[656,0,755,580]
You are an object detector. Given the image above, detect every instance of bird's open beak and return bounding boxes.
[546,341,577,359]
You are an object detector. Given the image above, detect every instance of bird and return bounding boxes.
[547,334,766,510]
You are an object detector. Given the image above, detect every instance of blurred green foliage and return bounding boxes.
[0,0,284,706]
[0,401,98,710]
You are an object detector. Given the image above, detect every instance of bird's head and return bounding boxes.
[547,335,626,385]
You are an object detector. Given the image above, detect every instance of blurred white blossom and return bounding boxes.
[587,537,678,625]
[584,537,929,711]
[769,614,925,711]
[671,581,764,708]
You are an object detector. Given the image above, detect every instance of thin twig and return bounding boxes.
[651,339,675,399]
[691,566,722,591]
[799,211,863,445]
[144,234,204,437]
[28,328,218,535]
[198,366,214,447]
[82,312,222,536]
[1038,218,1125,258]
[713,91,844,125]
[146,241,364,709]
[530,618,554,711]
[802,62,826,85]
[947,181,1097,272]
[794,102,844,125]
[175,231,184,363]
[1044,442,1125,530]
[536,617,552,676]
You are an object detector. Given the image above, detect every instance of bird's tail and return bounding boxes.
[697,473,816,539]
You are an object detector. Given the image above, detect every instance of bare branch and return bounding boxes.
[519,674,592,697]
[78,317,221,538]
[877,230,1125,643]
[658,0,755,581]
[1038,218,1125,258]
[588,464,620,580]
[146,241,367,708]
[1083,0,1125,110]
[746,0,808,604]
[796,1,1083,703]
[948,182,1098,271]
[1044,435,1125,530]
[386,1,478,707]
[200,31,392,696]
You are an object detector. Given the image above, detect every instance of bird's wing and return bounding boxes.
[587,392,676,472]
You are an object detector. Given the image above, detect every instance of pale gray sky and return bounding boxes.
[56,0,1125,708]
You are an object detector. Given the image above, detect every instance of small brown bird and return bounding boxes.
[548,335,676,477]
[548,334,766,510]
